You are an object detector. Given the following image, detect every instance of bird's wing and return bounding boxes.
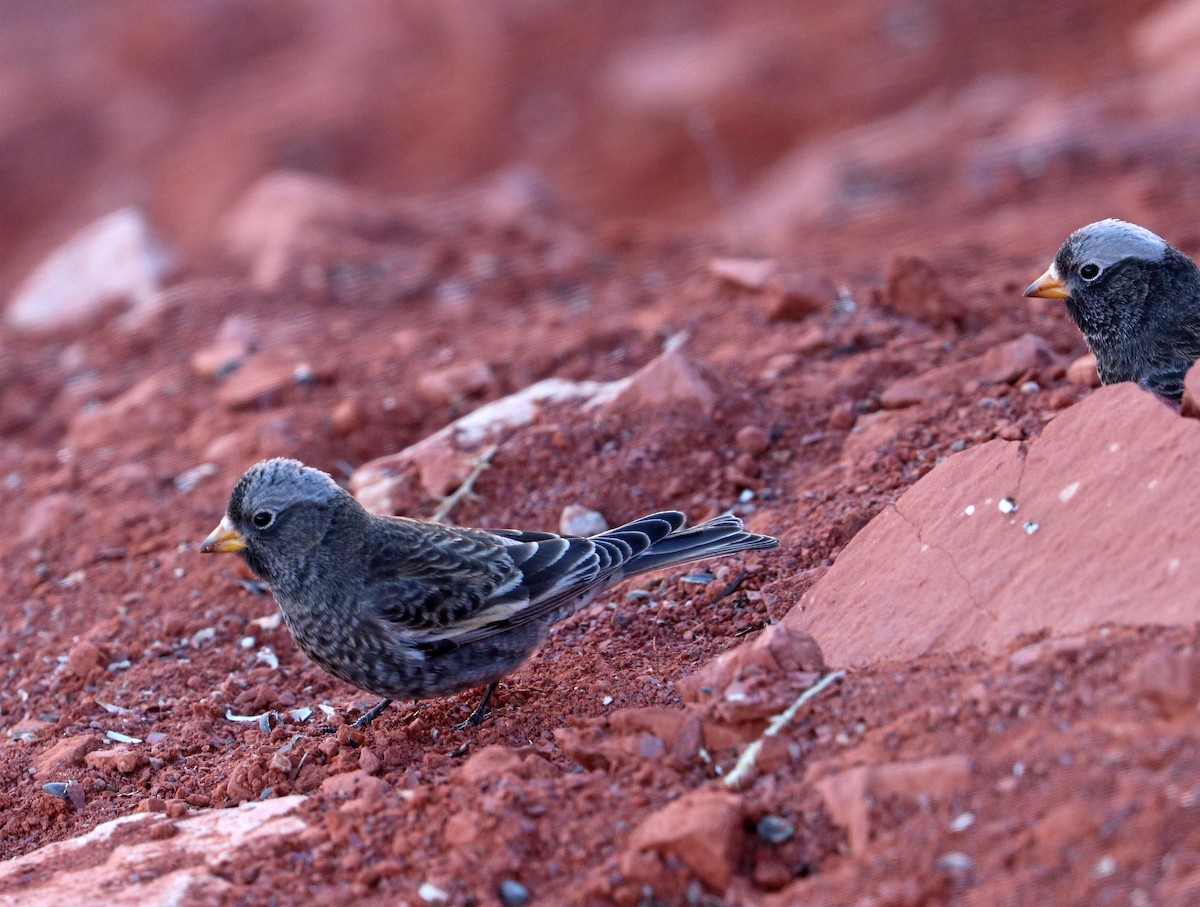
[362,512,686,646]
[359,518,519,633]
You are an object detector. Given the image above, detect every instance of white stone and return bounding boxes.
[7,208,173,332]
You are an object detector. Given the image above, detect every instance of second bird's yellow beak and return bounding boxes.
[1024,264,1070,299]
[200,516,247,554]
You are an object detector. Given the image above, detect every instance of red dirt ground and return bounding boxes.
[2,2,1200,905]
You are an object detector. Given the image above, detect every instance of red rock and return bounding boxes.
[69,372,173,449]
[7,719,52,742]
[1066,353,1101,388]
[190,314,259,380]
[215,351,300,409]
[189,340,248,381]
[19,493,75,545]
[0,795,307,901]
[458,745,525,784]
[221,171,392,290]
[608,707,705,765]
[881,334,1056,409]
[735,425,771,456]
[1131,648,1200,718]
[320,769,389,800]
[828,402,856,431]
[417,360,498,406]
[708,257,776,290]
[761,623,826,673]
[838,408,923,476]
[628,789,743,892]
[814,754,972,853]
[679,623,825,722]
[763,274,834,321]
[789,384,1200,666]
[85,746,148,774]
[358,748,382,776]
[33,735,103,776]
[66,639,106,683]
[1181,359,1200,418]
[617,848,670,895]
[1032,800,1103,856]
[442,811,481,847]
[882,254,958,327]
[606,348,717,415]
[330,399,363,436]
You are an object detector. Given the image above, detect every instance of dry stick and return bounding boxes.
[722,669,847,790]
[430,443,499,525]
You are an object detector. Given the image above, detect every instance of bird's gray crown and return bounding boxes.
[229,458,343,518]
[1068,219,1167,269]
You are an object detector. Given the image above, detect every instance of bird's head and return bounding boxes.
[1024,219,1177,337]
[200,458,350,583]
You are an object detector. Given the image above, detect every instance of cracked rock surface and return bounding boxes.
[790,384,1200,665]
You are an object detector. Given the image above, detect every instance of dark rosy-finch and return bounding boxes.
[201,458,779,729]
[1025,218,1200,403]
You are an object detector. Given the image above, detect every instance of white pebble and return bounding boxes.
[559,504,608,537]
[256,647,280,670]
[418,882,449,904]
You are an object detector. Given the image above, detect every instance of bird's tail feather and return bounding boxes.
[616,512,778,577]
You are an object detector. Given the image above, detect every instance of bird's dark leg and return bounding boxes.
[351,697,393,729]
[452,681,499,731]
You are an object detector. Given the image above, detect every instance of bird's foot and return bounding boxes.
[351,697,393,729]
[451,706,491,732]
[451,681,500,731]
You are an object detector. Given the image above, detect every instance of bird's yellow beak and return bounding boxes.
[1024,264,1070,299]
[200,516,247,554]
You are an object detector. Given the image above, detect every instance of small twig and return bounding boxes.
[722,670,846,789]
[430,443,498,525]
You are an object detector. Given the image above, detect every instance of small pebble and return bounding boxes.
[498,879,530,907]
[559,504,607,537]
[828,402,856,430]
[41,782,69,801]
[998,497,1018,515]
[66,779,86,809]
[935,852,975,874]
[735,425,771,456]
[418,881,449,905]
[756,814,795,845]
[950,812,975,833]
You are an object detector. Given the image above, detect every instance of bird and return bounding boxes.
[1024,218,1200,403]
[200,458,779,730]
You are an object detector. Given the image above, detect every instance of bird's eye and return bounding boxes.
[252,511,275,529]
[1080,263,1102,281]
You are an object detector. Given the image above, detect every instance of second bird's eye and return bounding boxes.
[1080,263,1102,281]
[252,511,274,529]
